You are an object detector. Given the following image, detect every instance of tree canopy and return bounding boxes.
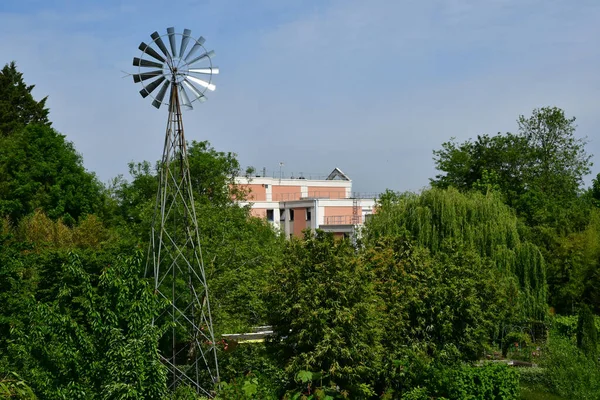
[0,62,50,136]
[0,124,103,223]
[431,107,592,227]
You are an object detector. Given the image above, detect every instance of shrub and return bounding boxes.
[543,332,600,398]
[439,363,519,400]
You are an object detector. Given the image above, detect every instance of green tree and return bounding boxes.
[0,124,103,222]
[576,304,598,361]
[365,237,510,364]
[366,188,547,323]
[432,133,528,204]
[0,62,50,136]
[187,140,250,206]
[517,107,591,201]
[4,251,168,399]
[591,172,600,208]
[544,331,600,398]
[432,107,592,228]
[267,231,382,399]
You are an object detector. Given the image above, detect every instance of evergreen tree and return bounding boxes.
[0,62,50,136]
[576,304,598,361]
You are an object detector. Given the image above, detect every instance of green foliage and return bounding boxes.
[218,342,286,399]
[106,161,158,228]
[517,107,591,202]
[367,237,510,363]
[0,371,37,399]
[366,188,547,322]
[432,133,528,205]
[543,331,600,399]
[201,203,283,335]
[502,331,532,358]
[0,124,103,222]
[576,304,598,360]
[543,210,600,313]
[591,173,600,208]
[432,107,592,229]
[439,363,519,400]
[4,251,168,399]
[218,374,277,400]
[107,141,282,334]
[267,231,382,398]
[0,62,50,136]
[187,140,249,205]
[384,359,519,400]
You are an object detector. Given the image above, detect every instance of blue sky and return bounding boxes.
[1,0,599,193]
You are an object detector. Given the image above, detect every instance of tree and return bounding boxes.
[591,173,600,208]
[518,107,591,200]
[187,140,250,206]
[576,304,598,361]
[366,188,547,322]
[432,133,528,203]
[432,107,592,227]
[0,62,50,136]
[3,251,168,399]
[364,236,510,361]
[0,124,103,223]
[267,231,382,399]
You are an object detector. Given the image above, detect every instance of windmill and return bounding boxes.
[132,27,219,396]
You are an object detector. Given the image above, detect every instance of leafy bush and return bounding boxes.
[502,331,533,360]
[543,332,600,399]
[384,354,519,400]
[437,363,519,400]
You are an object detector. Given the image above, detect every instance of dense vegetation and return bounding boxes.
[1,62,599,399]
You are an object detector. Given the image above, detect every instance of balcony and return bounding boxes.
[322,215,363,225]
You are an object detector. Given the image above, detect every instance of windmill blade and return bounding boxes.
[189,67,219,75]
[167,27,178,57]
[187,75,216,91]
[183,37,206,62]
[187,50,215,66]
[133,57,163,68]
[179,29,192,59]
[152,80,170,109]
[151,31,171,59]
[179,85,193,110]
[139,42,165,62]
[140,76,166,98]
[133,70,163,83]
[183,79,206,102]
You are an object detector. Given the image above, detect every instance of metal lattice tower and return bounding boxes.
[131,27,219,396]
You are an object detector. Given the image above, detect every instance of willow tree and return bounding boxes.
[366,188,547,322]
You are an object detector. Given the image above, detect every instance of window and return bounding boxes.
[280,209,286,221]
[289,209,295,221]
[306,209,311,221]
[266,209,274,221]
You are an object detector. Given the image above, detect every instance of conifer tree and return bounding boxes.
[0,62,50,136]
[576,304,598,361]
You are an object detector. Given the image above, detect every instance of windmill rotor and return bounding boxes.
[133,27,218,109]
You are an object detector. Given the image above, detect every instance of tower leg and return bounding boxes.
[148,83,219,396]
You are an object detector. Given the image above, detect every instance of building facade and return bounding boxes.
[235,168,377,238]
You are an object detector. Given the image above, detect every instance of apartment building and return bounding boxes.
[235,168,377,238]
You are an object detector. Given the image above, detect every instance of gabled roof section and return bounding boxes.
[326,167,350,181]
